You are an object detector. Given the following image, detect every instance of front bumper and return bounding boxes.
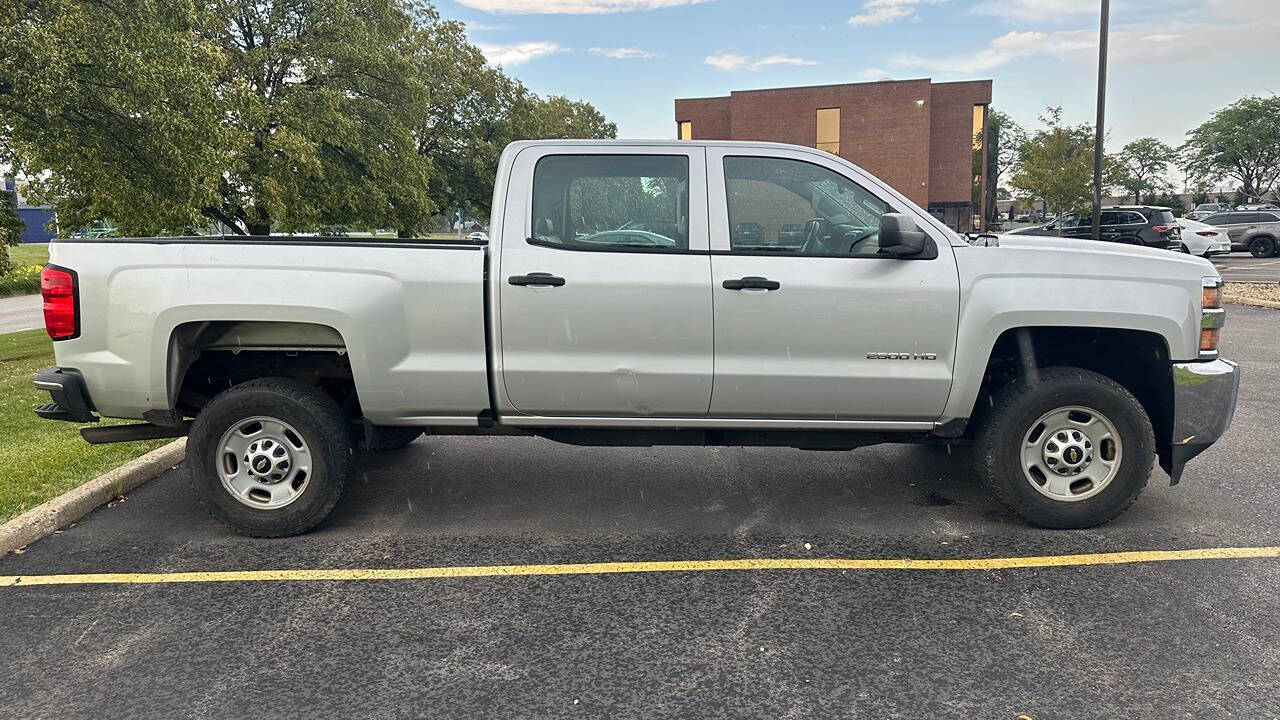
[1166,358,1239,484]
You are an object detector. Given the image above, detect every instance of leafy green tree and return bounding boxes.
[1,0,235,235]
[0,188,26,275]
[1010,107,1109,218]
[1182,95,1280,203]
[1115,137,1174,203]
[973,109,1022,224]
[401,14,614,231]
[196,0,438,235]
[2,0,617,237]
[1144,191,1187,216]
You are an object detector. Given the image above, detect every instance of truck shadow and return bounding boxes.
[337,437,1010,539]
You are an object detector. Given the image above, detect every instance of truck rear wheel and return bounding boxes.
[975,367,1154,529]
[187,378,352,537]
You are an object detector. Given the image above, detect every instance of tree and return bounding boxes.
[402,15,616,231]
[1010,107,1111,218]
[1144,191,1187,216]
[0,188,25,275]
[1181,95,1280,203]
[1115,137,1174,203]
[1,0,616,237]
[1,0,236,235]
[973,109,1022,223]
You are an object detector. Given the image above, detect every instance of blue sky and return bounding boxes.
[442,0,1278,188]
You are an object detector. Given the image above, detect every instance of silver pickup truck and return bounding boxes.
[34,140,1239,536]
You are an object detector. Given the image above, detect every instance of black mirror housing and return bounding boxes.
[878,213,927,257]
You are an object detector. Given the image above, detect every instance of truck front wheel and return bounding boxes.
[187,378,353,537]
[975,367,1154,529]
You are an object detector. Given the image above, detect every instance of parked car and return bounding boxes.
[466,231,488,242]
[1201,209,1280,256]
[1175,218,1232,258]
[1234,204,1278,211]
[618,218,683,243]
[1188,203,1230,221]
[33,139,1237,536]
[1004,206,1181,250]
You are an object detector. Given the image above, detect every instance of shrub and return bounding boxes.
[0,264,42,297]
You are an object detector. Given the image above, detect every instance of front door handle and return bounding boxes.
[508,272,566,287]
[722,276,781,291]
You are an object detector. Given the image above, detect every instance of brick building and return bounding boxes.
[674,78,993,230]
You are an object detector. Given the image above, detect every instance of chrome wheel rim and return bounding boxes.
[217,416,312,509]
[1020,405,1122,502]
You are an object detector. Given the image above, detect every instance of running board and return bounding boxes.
[81,422,192,445]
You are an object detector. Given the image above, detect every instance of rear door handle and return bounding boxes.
[508,272,566,287]
[722,276,781,291]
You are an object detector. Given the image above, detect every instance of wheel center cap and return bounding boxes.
[1063,446,1083,465]
[244,438,292,483]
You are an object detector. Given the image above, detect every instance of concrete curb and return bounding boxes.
[0,438,186,555]
[1225,296,1280,310]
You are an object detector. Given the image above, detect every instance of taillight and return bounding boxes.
[1196,230,1217,237]
[1151,225,1175,233]
[41,265,79,341]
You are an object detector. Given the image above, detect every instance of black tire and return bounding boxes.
[1249,235,1276,258]
[187,378,352,537]
[363,425,424,450]
[975,367,1154,529]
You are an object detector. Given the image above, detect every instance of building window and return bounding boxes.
[678,121,692,141]
[816,108,839,154]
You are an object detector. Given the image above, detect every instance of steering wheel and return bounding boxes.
[801,218,826,254]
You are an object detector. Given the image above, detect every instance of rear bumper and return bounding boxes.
[33,367,97,423]
[1166,358,1239,484]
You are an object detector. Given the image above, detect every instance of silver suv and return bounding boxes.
[1189,202,1230,221]
[1201,210,1280,257]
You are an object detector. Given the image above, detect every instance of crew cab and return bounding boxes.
[34,140,1239,536]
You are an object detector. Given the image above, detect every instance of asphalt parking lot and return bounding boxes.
[2,306,1278,719]
[1213,254,1280,283]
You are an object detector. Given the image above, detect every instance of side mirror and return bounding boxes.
[878,213,927,257]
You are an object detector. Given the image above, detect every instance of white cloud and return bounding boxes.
[589,47,661,59]
[970,0,1097,24]
[848,0,946,27]
[477,41,567,66]
[457,0,707,13]
[889,14,1280,74]
[464,21,507,31]
[705,53,818,71]
[861,67,891,79]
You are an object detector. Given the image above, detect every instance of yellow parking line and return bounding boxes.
[2,546,1279,588]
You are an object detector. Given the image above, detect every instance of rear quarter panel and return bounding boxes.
[47,240,489,425]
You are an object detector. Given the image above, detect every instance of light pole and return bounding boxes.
[1091,0,1110,242]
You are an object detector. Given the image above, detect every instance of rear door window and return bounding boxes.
[1203,214,1230,226]
[530,154,690,252]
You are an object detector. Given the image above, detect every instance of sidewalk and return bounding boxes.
[0,294,41,335]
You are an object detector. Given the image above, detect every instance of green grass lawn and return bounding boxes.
[0,329,166,521]
[8,244,49,268]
